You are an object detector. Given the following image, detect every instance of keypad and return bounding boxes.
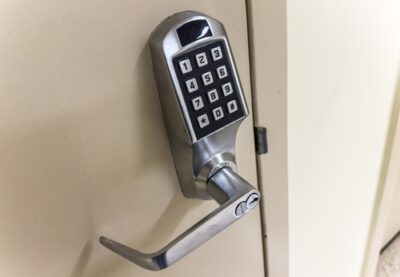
[173,40,245,140]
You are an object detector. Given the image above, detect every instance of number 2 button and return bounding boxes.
[195,52,208,67]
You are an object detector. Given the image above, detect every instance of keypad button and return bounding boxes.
[179,59,192,74]
[227,100,238,114]
[221,82,233,96]
[185,78,198,93]
[212,107,224,121]
[195,52,208,67]
[216,65,228,79]
[207,89,219,103]
[197,114,210,128]
[191,96,204,111]
[201,72,213,86]
[211,46,223,61]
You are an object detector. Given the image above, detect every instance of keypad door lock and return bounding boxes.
[99,11,261,271]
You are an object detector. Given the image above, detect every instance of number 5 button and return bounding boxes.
[201,72,213,86]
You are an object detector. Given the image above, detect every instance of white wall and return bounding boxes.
[287,0,400,276]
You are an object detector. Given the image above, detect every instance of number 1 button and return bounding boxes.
[179,59,192,74]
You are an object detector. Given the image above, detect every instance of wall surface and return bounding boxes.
[287,0,400,276]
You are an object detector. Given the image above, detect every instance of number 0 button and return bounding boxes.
[185,78,198,93]
[191,96,204,111]
[212,107,224,120]
[211,46,223,61]
[197,114,210,128]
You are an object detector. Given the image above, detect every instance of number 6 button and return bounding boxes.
[216,65,228,79]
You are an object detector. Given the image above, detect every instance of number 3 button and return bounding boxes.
[211,46,223,61]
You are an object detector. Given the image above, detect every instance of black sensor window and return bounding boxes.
[176,20,212,47]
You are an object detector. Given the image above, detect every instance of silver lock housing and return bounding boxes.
[149,11,249,199]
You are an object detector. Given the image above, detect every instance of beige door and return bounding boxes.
[0,1,265,276]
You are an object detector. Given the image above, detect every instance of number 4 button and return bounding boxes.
[185,78,198,93]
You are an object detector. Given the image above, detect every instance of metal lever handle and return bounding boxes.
[99,167,260,271]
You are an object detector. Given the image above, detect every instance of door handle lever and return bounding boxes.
[99,168,260,271]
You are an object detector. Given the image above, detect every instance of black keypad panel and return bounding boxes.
[173,40,245,140]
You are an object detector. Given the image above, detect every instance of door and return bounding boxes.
[0,1,264,276]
